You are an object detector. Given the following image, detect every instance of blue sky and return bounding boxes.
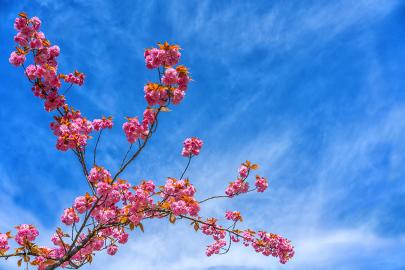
[1,0,405,269]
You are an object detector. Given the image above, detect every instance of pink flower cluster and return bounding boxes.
[225,179,249,198]
[73,193,96,213]
[143,43,191,106]
[46,226,130,267]
[63,71,85,86]
[161,178,200,216]
[122,117,147,143]
[250,232,294,264]
[50,106,93,151]
[0,234,9,253]
[38,178,158,267]
[61,208,80,225]
[9,51,26,66]
[182,137,203,157]
[144,83,169,106]
[9,16,42,66]
[92,117,113,131]
[225,211,243,222]
[163,66,191,90]
[238,165,249,178]
[88,166,111,183]
[9,14,84,113]
[15,224,39,246]
[201,218,227,256]
[255,176,268,192]
[9,13,100,152]
[206,239,226,256]
[201,223,294,264]
[122,108,156,143]
[144,42,181,69]
[225,162,269,197]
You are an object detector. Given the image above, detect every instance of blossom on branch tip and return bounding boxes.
[238,165,249,178]
[107,245,118,256]
[63,71,85,86]
[225,179,249,197]
[123,117,149,143]
[88,166,111,183]
[15,224,39,246]
[182,137,203,157]
[9,51,26,66]
[61,208,80,225]
[0,233,10,253]
[255,175,268,192]
[225,211,243,222]
[92,116,113,131]
[144,42,181,69]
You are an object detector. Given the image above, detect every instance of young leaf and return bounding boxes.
[250,164,259,170]
[18,12,28,18]
[138,223,144,233]
[169,214,176,224]
[160,106,171,112]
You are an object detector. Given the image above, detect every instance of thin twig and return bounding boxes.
[93,130,103,166]
[180,155,192,180]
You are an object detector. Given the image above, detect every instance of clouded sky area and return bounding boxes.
[1,0,405,269]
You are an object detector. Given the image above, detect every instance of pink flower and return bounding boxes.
[205,239,226,256]
[142,108,156,126]
[50,108,93,151]
[15,224,39,246]
[225,179,249,198]
[92,117,113,131]
[123,117,148,143]
[117,232,129,244]
[44,90,65,112]
[25,64,44,80]
[176,65,191,91]
[30,16,41,30]
[171,200,188,215]
[144,42,181,69]
[251,232,294,264]
[9,51,26,66]
[49,45,60,57]
[14,32,28,47]
[88,166,111,183]
[30,38,43,49]
[162,68,178,85]
[0,234,9,252]
[255,176,268,192]
[64,71,85,86]
[171,88,185,105]
[238,165,249,178]
[225,211,243,222]
[61,208,80,225]
[14,17,28,30]
[162,178,200,217]
[91,238,105,251]
[107,245,118,256]
[34,48,50,65]
[144,48,163,69]
[73,195,95,214]
[158,43,181,67]
[144,83,168,106]
[182,137,203,157]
